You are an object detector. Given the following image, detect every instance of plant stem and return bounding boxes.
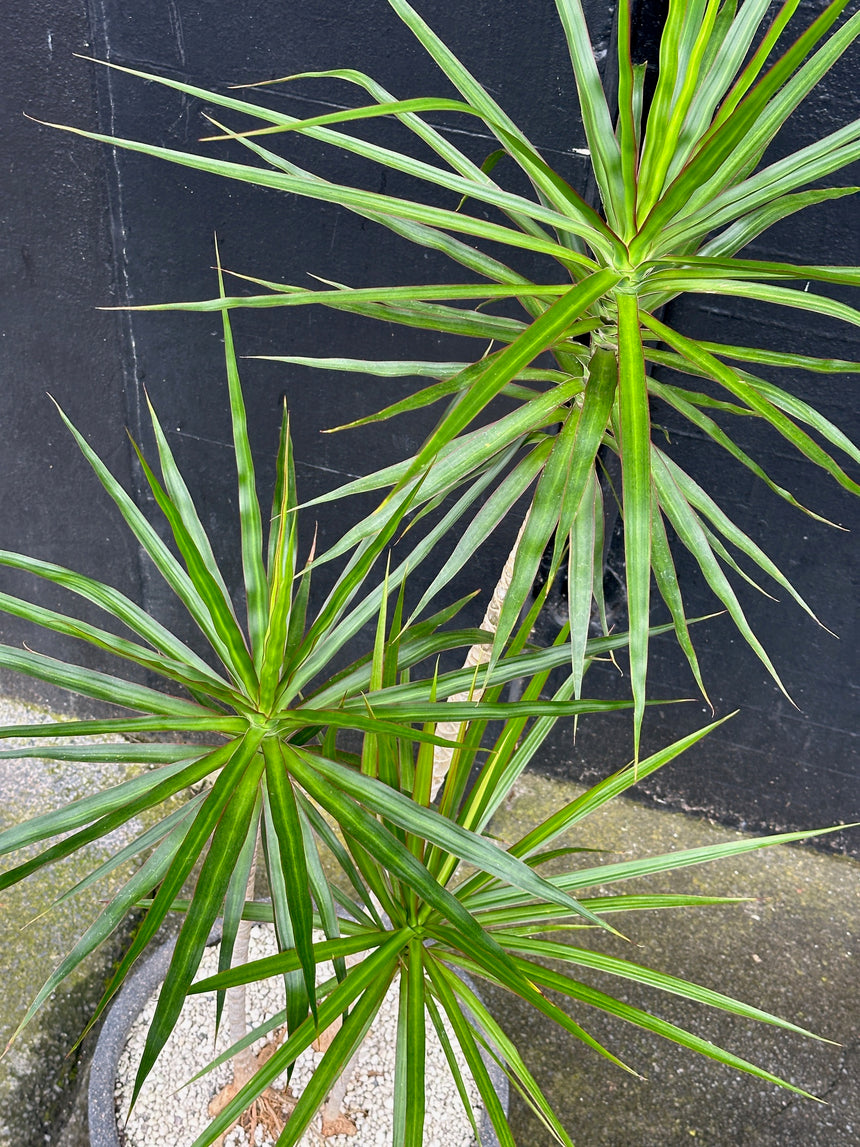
[431,517,528,798]
[227,831,260,1089]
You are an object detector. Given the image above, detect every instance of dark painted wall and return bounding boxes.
[561,1,860,851]
[1,0,142,713]
[2,2,857,848]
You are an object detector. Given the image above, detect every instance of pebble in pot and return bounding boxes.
[89,925,508,1146]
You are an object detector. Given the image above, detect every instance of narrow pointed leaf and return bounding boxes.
[5,824,186,1049]
[261,778,311,1036]
[282,745,567,997]
[424,959,517,1147]
[52,401,254,688]
[145,394,233,602]
[186,937,406,1147]
[0,589,236,702]
[652,449,789,698]
[0,549,222,678]
[0,643,208,718]
[642,313,860,496]
[646,376,830,521]
[131,736,266,1104]
[494,344,618,662]
[458,718,730,905]
[492,825,852,908]
[650,501,709,700]
[215,798,261,1034]
[128,435,258,692]
[510,956,822,1099]
[401,939,426,1147]
[661,452,825,626]
[568,470,599,700]
[502,935,824,1040]
[263,740,317,1016]
[0,751,227,862]
[616,292,652,758]
[291,745,621,933]
[73,737,260,1050]
[554,0,625,227]
[402,271,621,485]
[46,114,582,264]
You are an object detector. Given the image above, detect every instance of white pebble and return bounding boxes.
[115,925,483,1146]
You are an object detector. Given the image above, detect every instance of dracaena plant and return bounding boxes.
[4,1,856,1144]
[42,0,860,757]
[0,276,611,1128]
[0,296,844,1147]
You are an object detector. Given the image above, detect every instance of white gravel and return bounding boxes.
[116,924,483,1147]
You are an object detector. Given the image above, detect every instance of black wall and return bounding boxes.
[2,2,857,849]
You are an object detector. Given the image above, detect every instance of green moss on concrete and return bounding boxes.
[0,699,186,1147]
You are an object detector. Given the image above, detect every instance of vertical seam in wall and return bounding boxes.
[84,0,151,636]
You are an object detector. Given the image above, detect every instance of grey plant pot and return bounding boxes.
[88,930,509,1146]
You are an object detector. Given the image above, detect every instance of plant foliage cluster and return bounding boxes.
[1,2,858,1144]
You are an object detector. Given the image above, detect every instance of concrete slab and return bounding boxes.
[486,772,859,1147]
